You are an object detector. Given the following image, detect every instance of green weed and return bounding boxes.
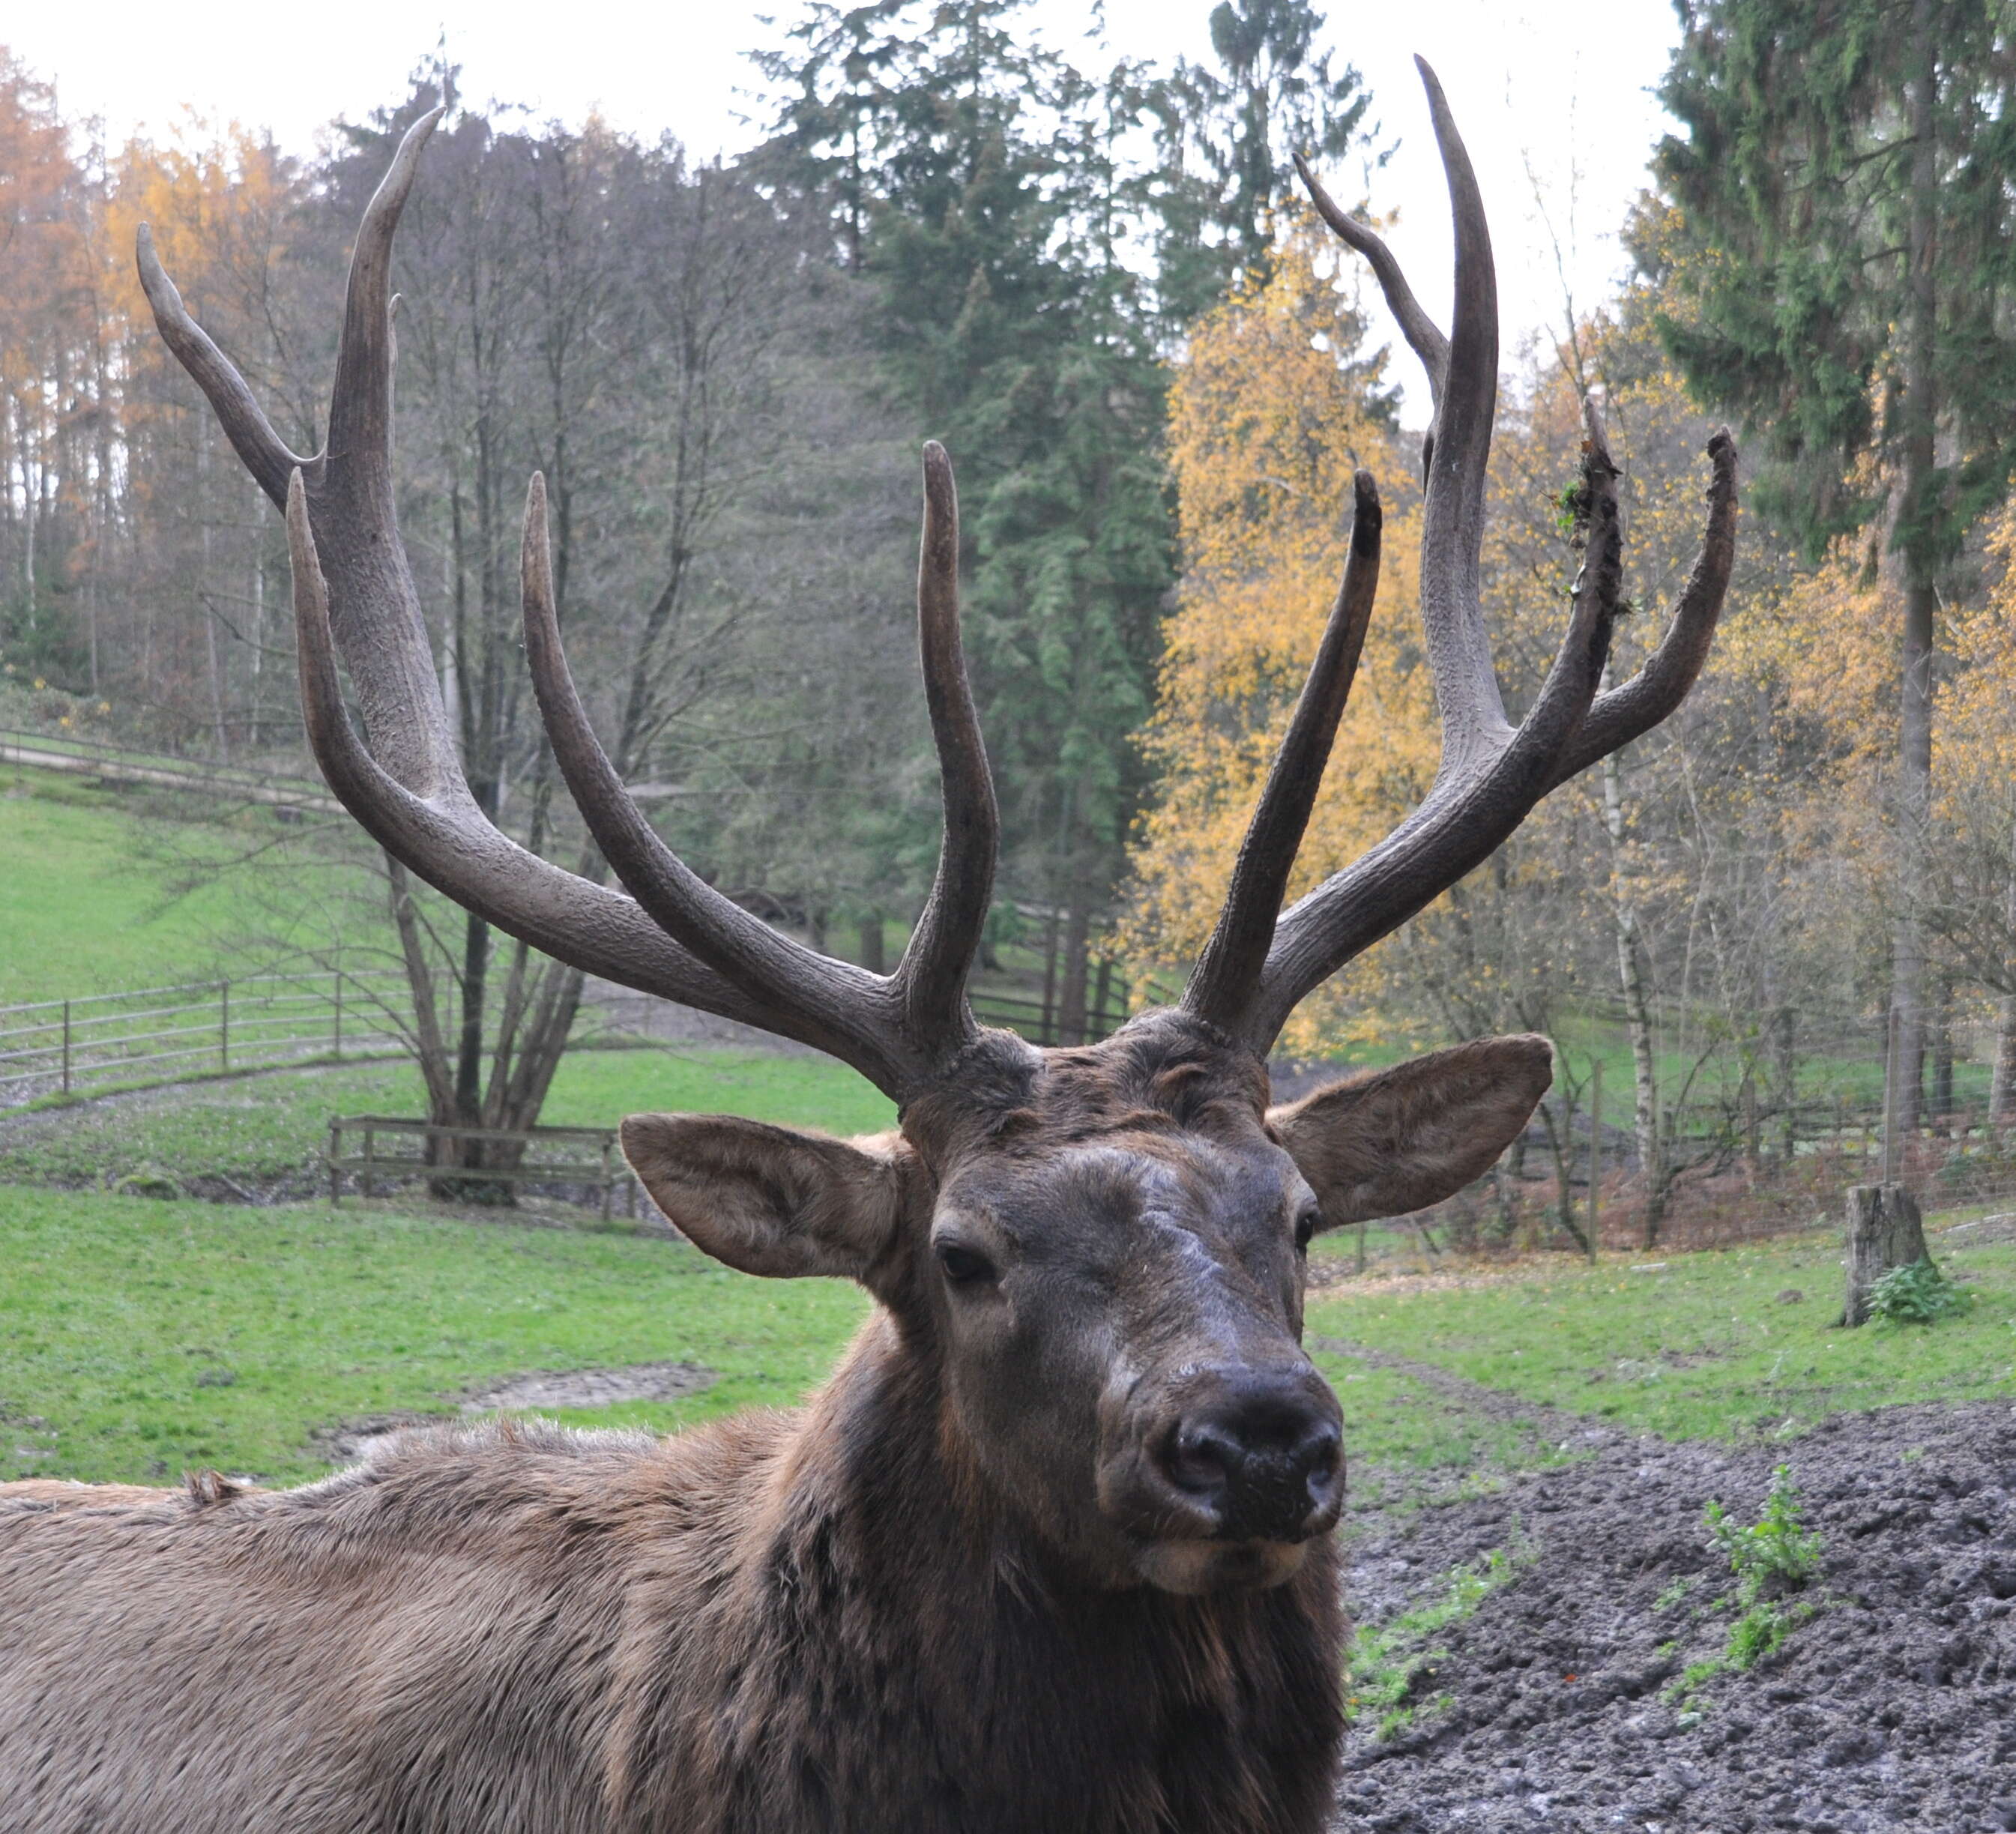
[1346,1548,1519,1737]
[1865,1255,1971,1325]
[1704,1463,1824,1597]
[1661,1467,1822,1709]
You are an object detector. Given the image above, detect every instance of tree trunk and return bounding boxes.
[1090,956,1114,1039]
[1992,992,2016,1126]
[1536,1089,1595,1258]
[1038,904,1061,1045]
[1601,747,1666,1245]
[1888,0,1940,1148]
[1773,1005,1797,1160]
[857,915,886,976]
[1931,975,1955,1126]
[1843,1183,1930,1326]
[1057,900,1091,1046]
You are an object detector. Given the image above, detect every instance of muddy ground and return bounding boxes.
[1333,1390,2016,1833]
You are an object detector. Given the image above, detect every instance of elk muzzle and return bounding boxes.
[1100,1360,1344,1591]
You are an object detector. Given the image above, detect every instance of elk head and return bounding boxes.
[140,62,1735,1596]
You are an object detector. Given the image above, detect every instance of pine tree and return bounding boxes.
[1648,0,2016,1133]
[753,0,1174,1031]
[1149,0,1376,327]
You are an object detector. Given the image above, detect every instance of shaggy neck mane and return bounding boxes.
[600,1297,1344,1833]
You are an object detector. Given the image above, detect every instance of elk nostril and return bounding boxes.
[1297,1420,1342,1476]
[1167,1420,1240,1496]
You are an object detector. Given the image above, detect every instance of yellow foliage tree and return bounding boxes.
[1117,229,1428,1050]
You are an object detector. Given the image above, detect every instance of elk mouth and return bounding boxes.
[1131,1536,1311,1595]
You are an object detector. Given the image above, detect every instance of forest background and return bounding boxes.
[7,0,2016,1249]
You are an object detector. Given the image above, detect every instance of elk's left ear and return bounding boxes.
[621,1114,906,1282]
[1270,1036,1553,1226]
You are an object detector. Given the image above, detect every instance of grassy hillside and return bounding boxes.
[0,769,244,1003]
[0,1051,896,1188]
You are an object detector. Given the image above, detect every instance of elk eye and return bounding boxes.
[935,1240,996,1287]
[1294,1204,1321,1253]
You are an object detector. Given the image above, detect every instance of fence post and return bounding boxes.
[362,1123,375,1202]
[332,968,342,1061]
[61,999,70,1094]
[219,979,230,1071]
[600,1134,615,1223]
[328,1118,342,1206]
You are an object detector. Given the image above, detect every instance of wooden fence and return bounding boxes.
[0,728,338,812]
[323,1114,637,1217]
[0,971,417,1103]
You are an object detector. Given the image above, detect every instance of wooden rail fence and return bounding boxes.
[323,1114,638,1218]
[0,728,339,811]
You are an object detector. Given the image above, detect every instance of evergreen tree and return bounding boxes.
[753,0,1174,1034]
[1150,0,1376,327]
[1647,0,2016,1132]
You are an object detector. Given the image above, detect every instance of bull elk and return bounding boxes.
[0,60,1735,1834]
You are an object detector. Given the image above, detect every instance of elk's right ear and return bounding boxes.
[621,1114,905,1282]
[1270,1036,1553,1225]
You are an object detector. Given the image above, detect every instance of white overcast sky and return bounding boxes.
[16,0,1682,423]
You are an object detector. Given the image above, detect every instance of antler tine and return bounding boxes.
[137,226,308,506]
[1183,472,1383,1034]
[322,107,443,523]
[1290,153,1447,411]
[890,443,996,1056]
[518,475,923,1091]
[1237,400,1629,1053]
[1300,61,1507,767]
[1545,427,1739,788]
[284,472,785,1031]
[1412,55,1510,766]
[152,111,989,1102]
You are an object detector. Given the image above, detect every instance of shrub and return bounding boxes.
[1865,1255,1970,1325]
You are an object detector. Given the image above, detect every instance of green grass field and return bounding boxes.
[0,1184,870,1485]
[1308,1229,2016,1441]
[7,1159,2009,1491]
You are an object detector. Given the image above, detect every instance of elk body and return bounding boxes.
[0,62,1736,1834]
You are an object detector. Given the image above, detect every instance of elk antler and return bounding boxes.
[142,109,998,1103]
[1183,58,1739,1054]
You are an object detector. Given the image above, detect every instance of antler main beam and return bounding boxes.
[1185,59,1739,1055]
[143,109,999,1103]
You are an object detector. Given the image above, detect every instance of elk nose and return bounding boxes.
[1158,1370,1344,1541]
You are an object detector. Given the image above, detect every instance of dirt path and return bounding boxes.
[1333,1397,2016,1833]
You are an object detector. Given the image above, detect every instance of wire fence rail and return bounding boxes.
[0,971,418,1105]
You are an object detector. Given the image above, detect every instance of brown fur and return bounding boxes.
[0,1015,1548,1832]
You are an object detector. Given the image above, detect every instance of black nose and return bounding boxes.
[1156,1369,1343,1541]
